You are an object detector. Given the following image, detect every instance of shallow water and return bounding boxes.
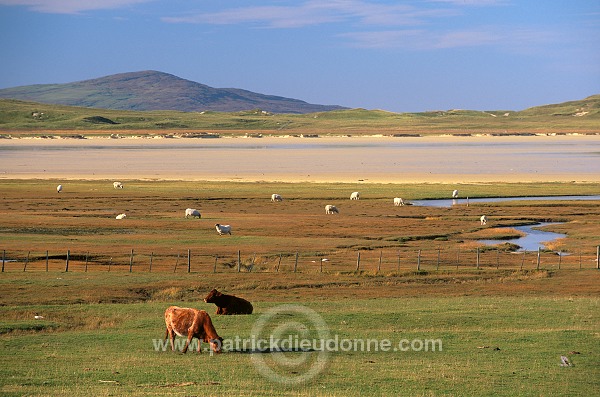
[1,135,599,182]
[479,222,566,252]
[412,195,600,208]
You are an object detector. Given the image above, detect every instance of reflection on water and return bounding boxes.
[479,222,566,252]
[412,196,600,208]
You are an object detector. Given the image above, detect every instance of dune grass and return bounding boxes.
[1,96,599,136]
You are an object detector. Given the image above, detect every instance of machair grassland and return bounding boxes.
[0,180,599,396]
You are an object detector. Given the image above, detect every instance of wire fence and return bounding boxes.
[1,246,599,273]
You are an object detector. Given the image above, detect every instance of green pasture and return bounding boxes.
[2,178,598,200]
[0,271,598,396]
[1,96,599,135]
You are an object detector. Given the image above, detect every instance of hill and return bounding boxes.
[0,95,598,136]
[0,71,347,114]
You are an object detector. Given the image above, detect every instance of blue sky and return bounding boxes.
[1,0,599,112]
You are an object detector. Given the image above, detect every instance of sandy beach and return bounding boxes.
[1,134,599,183]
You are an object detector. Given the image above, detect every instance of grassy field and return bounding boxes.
[0,179,599,395]
[0,271,598,396]
[1,95,599,136]
[1,179,599,271]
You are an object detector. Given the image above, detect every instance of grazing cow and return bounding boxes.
[325,205,339,214]
[56,184,63,193]
[215,223,232,235]
[113,181,123,189]
[164,306,222,353]
[271,193,283,202]
[452,190,459,198]
[480,215,488,225]
[185,208,201,218]
[350,191,360,200]
[393,197,404,206]
[204,289,253,315]
[115,213,126,219]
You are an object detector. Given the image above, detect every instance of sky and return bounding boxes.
[1,0,599,113]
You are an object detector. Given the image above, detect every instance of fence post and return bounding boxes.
[46,250,49,272]
[214,255,218,273]
[536,247,540,270]
[417,250,421,271]
[174,253,180,273]
[397,250,400,272]
[108,257,112,272]
[237,250,241,273]
[476,247,480,270]
[356,251,361,272]
[436,248,440,271]
[129,249,134,273]
[597,246,599,269]
[294,252,298,273]
[520,251,525,270]
[496,250,500,269]
[456,248,460,270]
[65,250,70,272]
[85,252,89,272]
[558,251,562,270]
[149,252,153,273]
[1,250,4,272]
[24,251,30,272]
[187,249,191,273]
[276,254,282,272]
[378,250,382,273]
[579,251,582,270]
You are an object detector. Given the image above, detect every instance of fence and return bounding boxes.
[1,246,599,273]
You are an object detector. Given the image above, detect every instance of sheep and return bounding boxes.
[116,213,127,220]
[325,205,339,214]
[480,215,487,225]
[350,191,360,200]
[185,208,201,218]
[271,193,283,202]
[452,190,459,198]
[215,223,232,235]
[56,184,63,193]
[113,181,124,189]
[393,197,404,206]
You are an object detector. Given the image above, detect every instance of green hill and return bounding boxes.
[0,71,346,114]
[0,95,598,137]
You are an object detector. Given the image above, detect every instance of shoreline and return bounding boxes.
[1,134,599,183]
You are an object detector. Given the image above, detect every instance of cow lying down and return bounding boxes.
[164,306,223,353]
[204,289,253,315]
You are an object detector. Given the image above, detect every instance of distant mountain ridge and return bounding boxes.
[0,71,347,114]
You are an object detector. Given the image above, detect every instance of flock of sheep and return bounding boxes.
[55,183,488,235]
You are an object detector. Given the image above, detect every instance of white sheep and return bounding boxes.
[480,215,487,225]
[56,184,63,193]
[452,189,459,198]
[113,181,124,189]
[271,193,283,202]
[325,205,339,214]
[116,213,127,220]
[393,197,404,206]
[350,191,360,200]
[185,208,201,218]
[215,223,232,235]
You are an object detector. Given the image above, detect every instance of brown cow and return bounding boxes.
[164,306,223,353]
[204,289,253,315]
